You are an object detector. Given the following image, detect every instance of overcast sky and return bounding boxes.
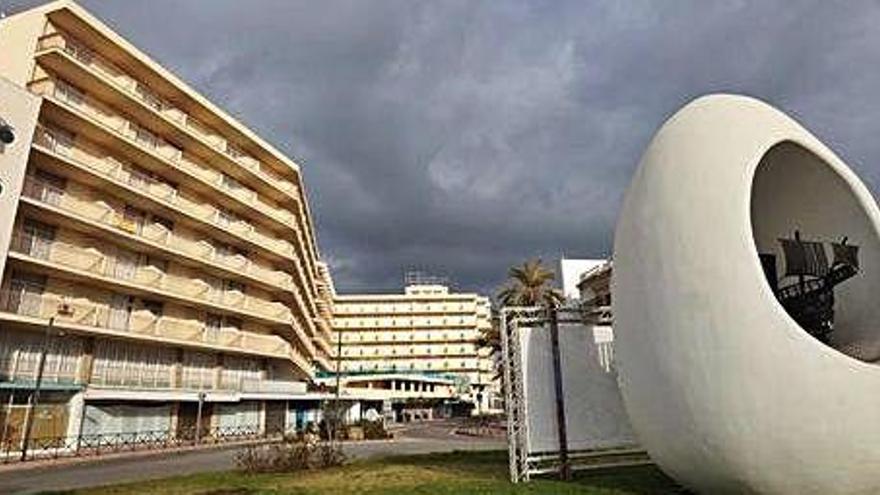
[7,1,880,295]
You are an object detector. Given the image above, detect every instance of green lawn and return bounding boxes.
[53,450,685,495]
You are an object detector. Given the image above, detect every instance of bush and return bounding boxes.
[357,420,390,440]
[234,435,346,474]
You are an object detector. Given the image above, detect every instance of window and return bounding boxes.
[204,313,222,342]
[215,243,247,265]
[225,317,243,331]
[121,205,146,234]
[41,126,75,156]
[142,255,168,274]
[27,169,66,206]
[111,247,140,280]
[217,209,240,227]
[135,83,164,111]
[152,214,174,232]
[142,299,164,318]
[125,164,154,191]
[55,79,85,107]
[63,38,95,65]
[224,279,246,294]
[16,218,56,259]
[5,272,47,316]
[131,122,160,149]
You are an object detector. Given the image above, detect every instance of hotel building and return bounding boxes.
[0,0,335,448]
[332,275,497,413]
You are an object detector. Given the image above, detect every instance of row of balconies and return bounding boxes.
[339,330,480,343]
[0,287,307,368]
[0,328,307,391]
[9,230,294,326]
[29,103,301,262]
[21,162,318,329]
[341,347,480,358]
[36,31,301,200]
[333,317,481,329]
[23,148,306,302]
[333,302,483,315]
[34,122,302,240]
[34,30,323,295]
[339,360,491,373]
[27,79,321,314]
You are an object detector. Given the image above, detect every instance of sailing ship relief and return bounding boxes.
[761,231,860,344]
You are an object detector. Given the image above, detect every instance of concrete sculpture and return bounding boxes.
[613,94,880,494]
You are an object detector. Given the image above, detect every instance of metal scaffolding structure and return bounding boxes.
[500,304,648,483]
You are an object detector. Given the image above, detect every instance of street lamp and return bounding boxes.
[20,302,74,461]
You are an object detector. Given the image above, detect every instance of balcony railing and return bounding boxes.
[36,32,301,201]
[21,166,296,295]
[0,288,300,363]
[33,36,317,292]
[9,229,294,324]
[31,100,300,246]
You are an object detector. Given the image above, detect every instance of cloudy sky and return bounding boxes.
[7,0,880,295]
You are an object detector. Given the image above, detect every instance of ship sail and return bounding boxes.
[779,237,828,278]
[832,238,860,269]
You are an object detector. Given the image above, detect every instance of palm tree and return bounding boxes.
[497,258,564,308]
[479,259,564,356]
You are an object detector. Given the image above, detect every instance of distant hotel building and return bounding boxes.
[332,274,497,412]
[0,1,335,445]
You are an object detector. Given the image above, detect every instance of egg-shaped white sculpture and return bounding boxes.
[612,94,880,494]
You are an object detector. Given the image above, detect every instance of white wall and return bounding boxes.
[559,259,604,300]
[520,322,635,453]
[0,76,40,283]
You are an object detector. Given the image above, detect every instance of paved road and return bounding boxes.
[0,421,504,494]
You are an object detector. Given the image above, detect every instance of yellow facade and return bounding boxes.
[0,0,334,403]
[332,283,495,408]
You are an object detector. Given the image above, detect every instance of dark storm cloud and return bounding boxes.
[7,0,880,294]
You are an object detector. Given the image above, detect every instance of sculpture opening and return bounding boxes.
[751,141,880,361]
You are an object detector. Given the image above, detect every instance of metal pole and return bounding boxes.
[333,326,342,447]
[20,316,54,461]
[195,391,205,444]
[548,306,571,480]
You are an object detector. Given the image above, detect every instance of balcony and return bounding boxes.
[8,230,294,327]
[29,123,316,323]
[0,288,309,370]
[19,172,297,299]
[240,378,307,395]
[28,93,305,262]
[29,129,313,303]
[35,32,302,204]
[30,42,323,305]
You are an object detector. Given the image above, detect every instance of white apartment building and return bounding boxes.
[331,279,496,413]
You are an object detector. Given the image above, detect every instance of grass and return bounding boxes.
[49,450,685,495]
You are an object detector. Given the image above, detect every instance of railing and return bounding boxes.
[36,32,302,203]
[21,170,297,295]
[8,230,294,321]
[241,378,307,395]
[0,288,297,361]
[2,424,279,464]
[30,88,302,246]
